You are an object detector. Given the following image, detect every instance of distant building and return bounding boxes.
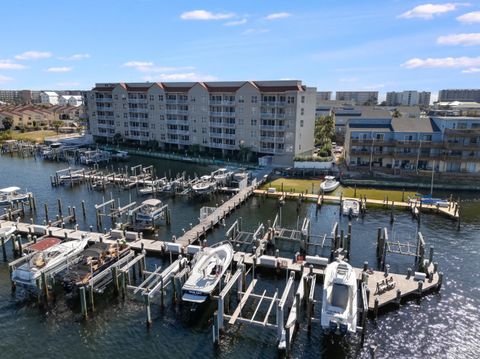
[316,91,332,102]
[333,105,391,137]
[335,91,378,105]
[386,91,431,107]
[58,95,83,107]
[438,89,480,103]
[430,101,480,117]
[0,90,37,105]
[40,91,59,105]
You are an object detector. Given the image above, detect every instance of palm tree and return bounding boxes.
[392,109,402,118]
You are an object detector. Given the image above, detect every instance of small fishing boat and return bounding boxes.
[138,179,167,196]
[110,149,129,161]
[182,242,234,303]
[320,176,340,193]
[11,236,89,288]
[0,187,32,206]
[62,242,130,291]
[342,199,360,217]
[192,176,217,195]
[0,223,17,240]
[321,260,358,335]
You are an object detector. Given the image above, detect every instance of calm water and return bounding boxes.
[0,154,479,358]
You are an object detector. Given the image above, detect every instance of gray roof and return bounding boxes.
[391,117,438,133]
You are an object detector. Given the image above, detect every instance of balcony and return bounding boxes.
[128,107,148,113]
[167,129,189,135]
[166,109,189,115]
[211,111,236,117]
[260,112,286,119]
[261,101,287,107]
[260,136,285,143]
[95,97,113,102]
[209,142,236,150]
[260,147,285,155]
[260,124,286,131]
[210,100,235,105]
[166,99,188,104]
[220,133,236,139]
[128,98,148,104]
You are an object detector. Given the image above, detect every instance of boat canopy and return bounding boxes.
[0,186,21,194]
[324,176,336,181]
[143,199,162,206]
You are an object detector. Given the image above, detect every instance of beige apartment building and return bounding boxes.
[87,80,316,165]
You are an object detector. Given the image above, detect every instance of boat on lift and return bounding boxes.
[110,149,129,161]
[131,199,166,231]
[320,176,340,193]
[11,236,89,288]
[62,241,130,292]
[213,168,233,185]
[342,199,360,217]
[0,186,32,206]
[321,260,358,335]
[59,172,84,184]
[182,242,234,303]
[0,223,17,241]
[138,179,167,196]
[192,175,217,195]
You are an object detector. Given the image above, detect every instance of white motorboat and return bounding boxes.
[192,176,217,195]
[59,172,84,183]
[0,223,17,241]
[110,150,129,161]
[213,168,233,185]
[320,176,340,193]
[138,179,167,196]
[182,242,234,303]
[11,236,89,288]
[0,186,32,206]
[342,199,360,217]
[321,260,358,335]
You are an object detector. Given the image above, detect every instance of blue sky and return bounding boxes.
[1,0,480,99]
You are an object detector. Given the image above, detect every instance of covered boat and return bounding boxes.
[132,199,166,231]
[0,223,17,240]
[321,260,358,335]
[320,176,340,193]
[11,236,89,288]
[0,187,31,206]
[182,242,234,303]
[213,168,233,185]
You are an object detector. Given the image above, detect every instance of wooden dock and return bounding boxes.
[255,190,460,220]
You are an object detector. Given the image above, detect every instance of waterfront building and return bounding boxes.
[438,89,480,103]
[58,95,83,107]
[386,91,430,107]
[40,91,59,105]
[344,114,480,173]
[335,91,378,105]
[87,80,316,165]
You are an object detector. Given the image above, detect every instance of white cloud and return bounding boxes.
[437,33,480,45]
[457,11,480,23]
[265,12,291,20]
[461,67,480,73]
[224,19,247,26]
[180,10,235,21]
[398,3,468,20]
[0,75,14,84]
[123,61,194,73]
[242,28,270,35]
[45,66,72,73]
[59,53,91,61]
[0,60,27,70]
[402,56,480,68]
[364,83,385,90]
[143,73,218,82]
[15,51,52,60]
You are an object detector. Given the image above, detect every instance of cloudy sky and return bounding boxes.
[1,0,479,98]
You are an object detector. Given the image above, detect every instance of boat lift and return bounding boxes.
[225,218,265,253]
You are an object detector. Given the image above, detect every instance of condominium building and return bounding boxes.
[316,91,332,102]
[87,80,316,165]
[344,115,480,173]
[0,90,38,105]
[438,89,480,103]
[335,91,378,105]
[386,91,431,107]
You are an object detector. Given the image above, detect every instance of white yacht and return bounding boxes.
[213,168,233,185]
[132,199,165,230]
[320,176,340,193]
[321,260,358,335]
[0,223,17,241]
[0,187,32,206]
[182,242,234,303]
[342,199,360,217]
[192,176,217,195]
[11,236,89,288]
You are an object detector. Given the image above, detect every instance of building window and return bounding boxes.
[151,124,155,129]
[251,96,257,103]
[149,95,154,101]
[124,131,129,136]
[114,94,118,100]
[159,95,164,101]
[301,108,304,115]
[300,120,304,127]
[123,113,128,118]
[301,96,305,103]
[150,105,154,110]
[251,119,257,126]
[238,96,244,103]
[160,115,164,120]
[287,96,295,104]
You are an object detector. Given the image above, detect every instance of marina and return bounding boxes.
[0,154,478,358]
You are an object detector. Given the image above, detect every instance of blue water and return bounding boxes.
[0,154,479,358]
